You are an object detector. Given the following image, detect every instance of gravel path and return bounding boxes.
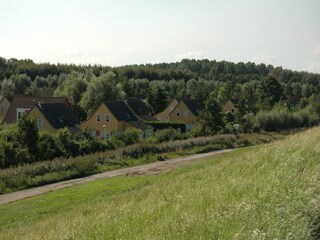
[0,149,233,205]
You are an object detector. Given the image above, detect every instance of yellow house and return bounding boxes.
[0,96,13,120]
[81,101,149,139]
[155,99,201,131]
[2,95,71,124]
[27,103,80,133]
[223,100,237,113]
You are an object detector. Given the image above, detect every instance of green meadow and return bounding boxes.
[0,127,319,239]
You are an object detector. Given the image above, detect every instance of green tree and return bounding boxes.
[257,76,283,110]
[54,71,88,120]
[199,93,225,135]
[80,72,122,116]
[17,116,39,159]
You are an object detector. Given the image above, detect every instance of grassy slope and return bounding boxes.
[0,127,320,239]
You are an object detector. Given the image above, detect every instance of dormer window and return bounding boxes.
[176,109,180,117]
[97,114,101,122]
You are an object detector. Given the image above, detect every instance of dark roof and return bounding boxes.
[34,103,79,129]
[180,99,201,116]
[104,101,138,121]
[126,98,157,121]
[0,96,13,104]
[127,120,150,131]
[285,96,300,105]
[3,95,70,124]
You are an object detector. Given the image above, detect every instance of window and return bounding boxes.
[231,108,235,113]
[37,118,44,129]
[102,129,110,140]
[183,110,188,117]
[106,114,110,123]
[16,108,30,122]
[97,114,101,122]
[176,109,180,117]
[0,106,3,112]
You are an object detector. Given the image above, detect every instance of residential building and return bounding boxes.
[126,97,157,121]
[0,96,13,120]
[223,99,237,113]
[80,101,149,139]
[155,98,201,131]
[27,103,80,133]
[2,95,71,124]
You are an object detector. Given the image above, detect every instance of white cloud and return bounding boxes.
[174,51,203,61]
[251,51,277,65]
[311,45,320,56]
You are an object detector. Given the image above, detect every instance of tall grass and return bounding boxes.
[0,127,319,239]
[0,132,283,194]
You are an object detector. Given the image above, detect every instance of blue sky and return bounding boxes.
[1,0,320,73]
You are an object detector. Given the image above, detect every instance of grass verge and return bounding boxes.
[0,127,319,239]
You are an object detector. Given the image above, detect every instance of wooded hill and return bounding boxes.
[1,56,320,121]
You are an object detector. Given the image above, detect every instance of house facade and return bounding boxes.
[0,96,13,120]
[28,103,80,133]
[81,101,149,139]
[156,99,201,131]
[2,95,71,124]
[223,100,236,113]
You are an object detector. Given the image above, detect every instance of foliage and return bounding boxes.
[243,107,319,132]
[146,121,186,133]
[0,128,318,239]
[108,128,143,147]
[153,128,184,143]
[257,76,283,110]
[199,93,225,135]
[0,132,283,194]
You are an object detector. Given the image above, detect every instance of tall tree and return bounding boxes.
[199,92,225,135]
[257,76,283,110]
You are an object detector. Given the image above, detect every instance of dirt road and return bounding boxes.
[0,149,233,205]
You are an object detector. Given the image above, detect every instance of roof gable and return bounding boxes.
[3,95,70,124]
[126,98,157,121]
[33,103,79,129]
[104,101,138,122]
[180,99,201,116]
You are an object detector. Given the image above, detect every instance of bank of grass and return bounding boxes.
[0,131,285,194]
[0,127,320,239]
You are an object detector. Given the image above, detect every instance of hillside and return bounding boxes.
[0,127,319,239]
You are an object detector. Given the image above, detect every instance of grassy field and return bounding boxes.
[0,127,319,239]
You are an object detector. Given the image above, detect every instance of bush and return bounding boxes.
[243,107,319,132]
[108,128,143,148]
[38,131,62,160]
[154,128,184,143]
[147,121,186,133]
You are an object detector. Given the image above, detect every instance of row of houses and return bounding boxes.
[0,95,237,138]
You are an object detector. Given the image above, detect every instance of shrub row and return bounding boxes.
[0,131,283,194]
[243,107,319,132]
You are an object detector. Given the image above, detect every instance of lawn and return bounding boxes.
[0,127,319,239]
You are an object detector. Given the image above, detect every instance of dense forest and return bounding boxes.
[1,56,320,122]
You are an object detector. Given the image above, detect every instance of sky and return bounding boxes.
[1,0,320,73]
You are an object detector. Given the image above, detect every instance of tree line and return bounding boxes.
[1,56,320,124]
